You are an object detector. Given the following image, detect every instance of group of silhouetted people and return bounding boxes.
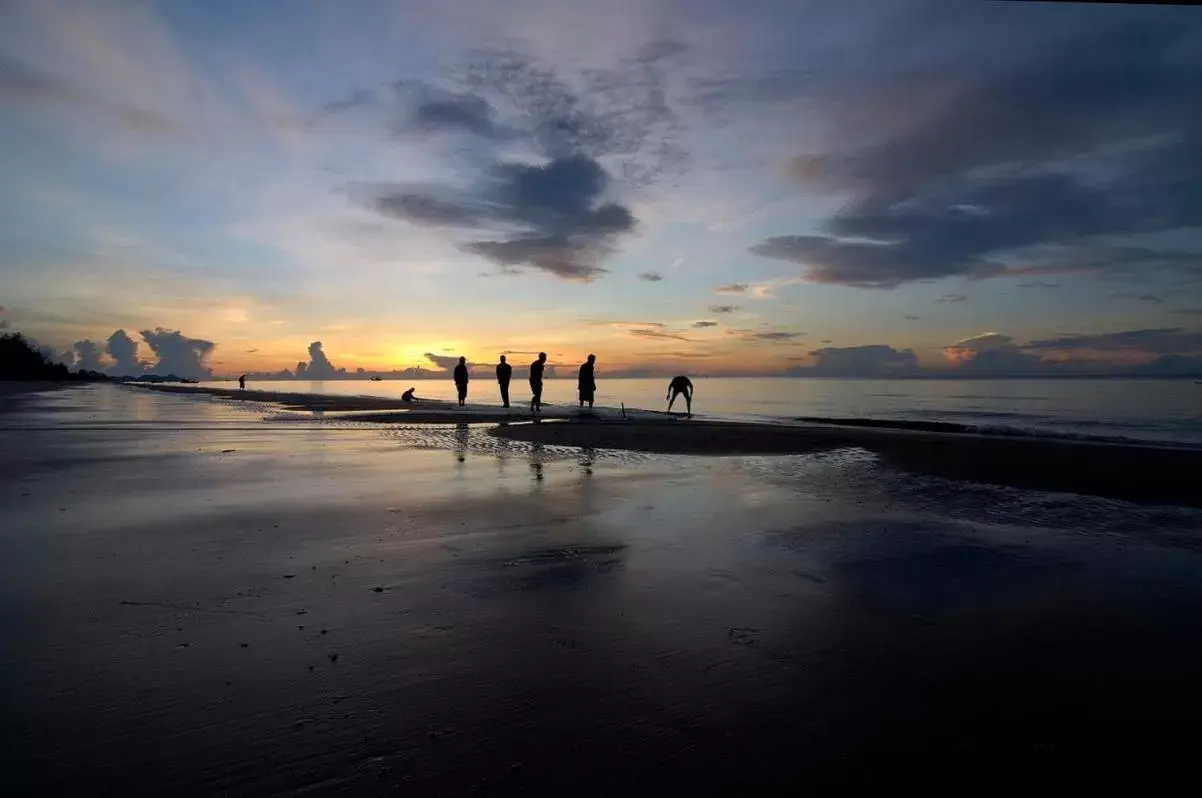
[437,354,693,416]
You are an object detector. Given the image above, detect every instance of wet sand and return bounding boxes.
[138,383,1202,507]
[4,385,1202,793]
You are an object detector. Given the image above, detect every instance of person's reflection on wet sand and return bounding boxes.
[453,423,469,463]
[529,442,546,482]
[579,447,596,477]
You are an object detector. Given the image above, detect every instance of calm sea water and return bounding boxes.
[198,377,1202,447]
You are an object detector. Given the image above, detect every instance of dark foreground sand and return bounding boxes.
[5,385,1202,794]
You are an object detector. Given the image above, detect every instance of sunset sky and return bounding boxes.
[2,0,1201,378]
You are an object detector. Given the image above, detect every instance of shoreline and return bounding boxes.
[131,383,1202,507]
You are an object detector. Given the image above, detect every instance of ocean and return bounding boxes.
[199,377,1202,448]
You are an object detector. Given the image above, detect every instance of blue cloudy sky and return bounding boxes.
[2,0,1201,379]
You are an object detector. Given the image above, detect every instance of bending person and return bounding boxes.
[666,375,694,417]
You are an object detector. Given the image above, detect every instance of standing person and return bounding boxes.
[453,356,469,407]
[666,375,694,417]
[496,355,513,408]
[238,374,246,391]
[578,354,596,410]
[529,352,547,413]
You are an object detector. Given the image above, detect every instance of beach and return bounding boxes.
[4,383,1202,793]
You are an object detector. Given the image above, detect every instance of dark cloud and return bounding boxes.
[1172,308,1202,316]
[342,46,688,282]
[936,294,967,303]
[246,348,259,353]
[904,315,921,321]
[1025,328,1202,355]
[638,271,663,282]
[363,155,634,282]
[106,329,144,376]
[708,304,739,314]
[410,94,504,139]
[139,328,215,380]
[750,15,1202,288]
[1017,281,1062,289]
[787,345,919,377]
[692,320,718,328]
[714,283,748,294]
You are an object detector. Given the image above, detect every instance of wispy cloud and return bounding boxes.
[692,320,718,328]
[638,271,664,282]
[714,283,748,294]
[629,328,692,342]
[936,294,967,303]
[1108,292,1163,305]
[708,304,739,313]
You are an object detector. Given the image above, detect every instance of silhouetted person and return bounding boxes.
[453,357,469,406]
[578,354,596,409]
[667,375,693,417]
[238,374,246,391]
[402,387,416,402]
[496,355,513,408]
[529,352,547,412]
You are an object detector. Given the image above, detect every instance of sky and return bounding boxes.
[2,0,1201,379]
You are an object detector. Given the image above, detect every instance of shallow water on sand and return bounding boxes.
[4,384,1202,793]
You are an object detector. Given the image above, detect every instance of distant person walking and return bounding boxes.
[578,354,596,409]
[529,352,547,413]
[496,355,513,408]
[667,375,694,417]
[238,374,246,391]
[453,357,469,406]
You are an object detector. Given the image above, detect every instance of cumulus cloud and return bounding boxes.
[942,332,1049,375]
[714,283,748,294]
[106,329,144,375]
[638,271,664,282]
[787,345,919,377]
[139,328,215,380]
[749,14,1202,288]
[299,341,344,379]
[708,304,739,314]
[72,339,104,372]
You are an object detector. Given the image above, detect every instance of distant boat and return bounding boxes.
[370,376,383,381]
